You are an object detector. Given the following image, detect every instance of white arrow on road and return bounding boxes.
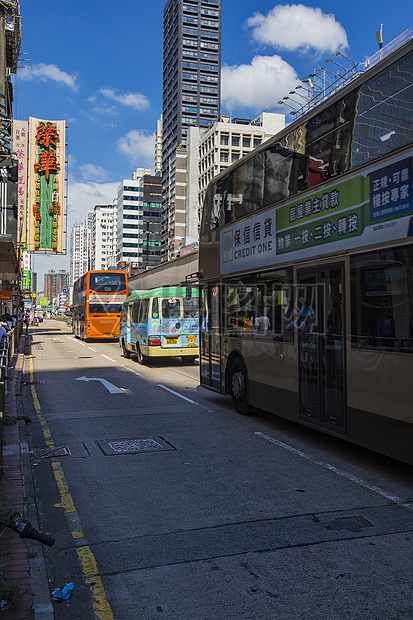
[75,376,125,394]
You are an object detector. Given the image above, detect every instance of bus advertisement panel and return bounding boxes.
[119,287,199,364]
[72,270,128,340]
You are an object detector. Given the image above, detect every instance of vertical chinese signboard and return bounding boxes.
[27,117,65,253]
[12,120,28,248]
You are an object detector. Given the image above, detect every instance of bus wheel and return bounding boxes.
[182,356,196,364]
[122,340,130,359]
[230,358,254,415]
[135,344,146,365]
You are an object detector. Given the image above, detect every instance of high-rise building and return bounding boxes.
[162,0,221,261]
[116,169,162,271]
[155,115,163,174]
[91,204,117,271]
[70,225,91,286]
[44,269,69,301]
[85,210,94,268]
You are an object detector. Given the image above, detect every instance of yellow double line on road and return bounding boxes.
[28,355,114,619]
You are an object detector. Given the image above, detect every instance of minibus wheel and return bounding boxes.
[135,343,147,365]
[122,340,130,358]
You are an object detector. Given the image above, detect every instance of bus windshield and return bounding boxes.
[89,273,127,292]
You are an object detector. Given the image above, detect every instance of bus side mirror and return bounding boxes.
[186,286,192,300]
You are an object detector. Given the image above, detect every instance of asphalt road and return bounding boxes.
[20,319,413,620]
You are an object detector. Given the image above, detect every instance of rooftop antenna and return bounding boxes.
[376,24,384,50]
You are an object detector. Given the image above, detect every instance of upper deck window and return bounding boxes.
[201,49,413,234]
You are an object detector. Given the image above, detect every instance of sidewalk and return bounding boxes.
[0,333,54,620]
[0,336,32,618]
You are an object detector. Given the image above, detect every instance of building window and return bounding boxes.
[220,151,229,162]
[232,135,240,147]
[221,134,229,145]
[253,137,262,148]
[243,136,251,148]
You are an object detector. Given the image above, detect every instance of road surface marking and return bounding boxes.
[28,355,114,619]
[101,354,116,362]
[158,384,198,405]
[88,347,97,352]
[255,432,413,510]
[76,376,124,394]
[121,365,141,376]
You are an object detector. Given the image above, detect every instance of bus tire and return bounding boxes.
[230,357,254,416]
[135,343,146,365]
[122,340,130,359]
[182,356,196,364]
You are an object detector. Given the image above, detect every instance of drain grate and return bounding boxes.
[32,446,71,458]
[326,515,373,533]
[96,437,176,455]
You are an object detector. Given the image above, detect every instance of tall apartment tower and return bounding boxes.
[92,204,117,271]
[44,269,69,301]
[162,0,221,261]
[155,115,163,174]
[69,225,91,287]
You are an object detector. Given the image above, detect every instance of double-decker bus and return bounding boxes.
[72,270,128,341]
[119,286,199,364]
[198,36,413,465]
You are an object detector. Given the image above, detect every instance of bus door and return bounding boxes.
[297,262,346,434]
[200,284,222,391]
[126,302,134,349]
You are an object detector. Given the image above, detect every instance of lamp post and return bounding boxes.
[332,51,359,76]
[277,101,298,116]
[325,58,348,82]
[302,77,323,93]
[290,89,307,100]
[283,95,302,107]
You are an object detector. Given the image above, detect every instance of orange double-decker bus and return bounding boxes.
[72,270,128,341]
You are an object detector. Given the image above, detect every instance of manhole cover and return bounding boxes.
[96,437,176,455]
[32,446,71,458]
[326,515,373,532]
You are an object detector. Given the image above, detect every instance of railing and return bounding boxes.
[0,323,23,473]
[364,28,413,70]
[289,28,413,119]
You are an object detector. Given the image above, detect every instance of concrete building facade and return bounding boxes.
[116,169,162,271]
[92,204,117,271]
[162,0,221,261]
[186,113,286,237]
[70,225,91,287]
[44,269,69,301]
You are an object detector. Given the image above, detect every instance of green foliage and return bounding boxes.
[0,577,25,610]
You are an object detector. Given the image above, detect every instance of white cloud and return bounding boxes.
[99,88,150,111]
[117,130,155,166]
[78,164,112,183]
[18,63,78,90]
[222,55,298,111]
[67,180,118,227]
[246,4,348,53]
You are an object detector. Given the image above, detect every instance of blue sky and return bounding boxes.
[13,0,413,284]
